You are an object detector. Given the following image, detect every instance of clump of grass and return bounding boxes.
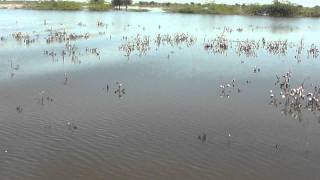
[25,1,83,11]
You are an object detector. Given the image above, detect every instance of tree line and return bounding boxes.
[112,0,132,10]
[90,0,132,10]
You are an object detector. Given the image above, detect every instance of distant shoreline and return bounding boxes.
[0,2,157,12]
[0,2,24,9]
[0,1,319,17]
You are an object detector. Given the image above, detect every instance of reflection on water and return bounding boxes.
[1,9,320,180]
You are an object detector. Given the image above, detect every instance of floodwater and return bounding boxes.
[1,9,320,180]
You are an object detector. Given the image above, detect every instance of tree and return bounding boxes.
[112,0,121,10]
[90,0,104,4]
[123,0,132,10]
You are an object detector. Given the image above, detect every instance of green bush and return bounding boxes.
[244,2,299,17]
[27,1,83,11]
[88,3,112,11]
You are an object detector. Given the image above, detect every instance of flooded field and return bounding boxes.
[1,9,320,180]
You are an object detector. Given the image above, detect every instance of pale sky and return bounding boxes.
[128,0,320,7]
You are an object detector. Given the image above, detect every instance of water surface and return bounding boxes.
[0,9,320,180]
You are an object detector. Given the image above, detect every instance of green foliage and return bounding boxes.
[123,0,132,6]
[90,0,104,4]
[164,3,241,15]
[244,2,299,17]
[112,0,121,9]
[164,1,320,17]
[111,0,132,9]
[27,1,83,11]
[88,2,112,11]
[137,1,160,7]
[206,4,241,14]
[300,6,320,17]
[12,0,320,17]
